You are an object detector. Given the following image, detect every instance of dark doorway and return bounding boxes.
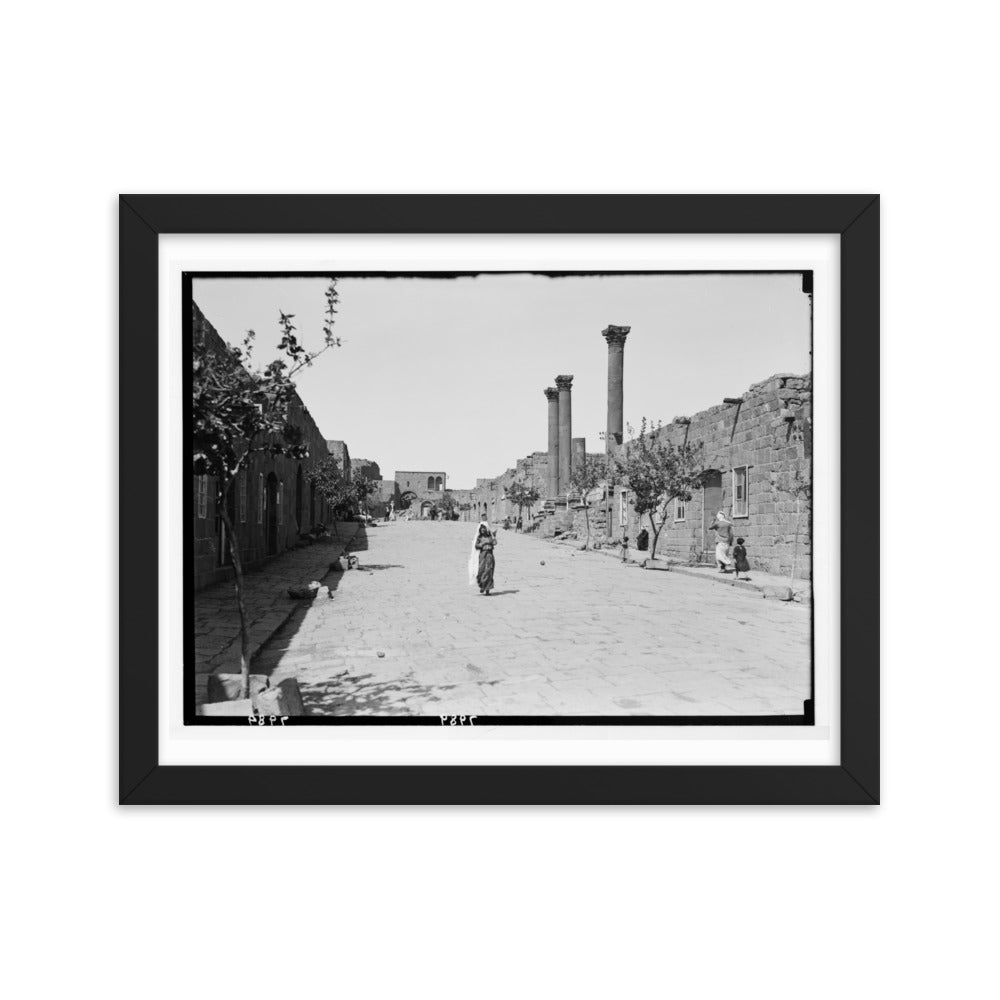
[701,470,722,559]
[266,473,279,556]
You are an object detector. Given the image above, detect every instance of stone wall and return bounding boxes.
[469,450,602,526]
[595,372,812,578]
[326,440,352,482]
[394,469,450,516]
[191,302,343,592]
[351,457,381,481]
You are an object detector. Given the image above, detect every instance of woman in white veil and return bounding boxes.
[468,520,497,593]
[708,509,735,572]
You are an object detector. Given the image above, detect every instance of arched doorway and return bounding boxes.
[266,473,279,555]
[420,500,433,519]
[701,469,722,560]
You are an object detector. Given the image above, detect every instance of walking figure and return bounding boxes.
[468,520,497,596]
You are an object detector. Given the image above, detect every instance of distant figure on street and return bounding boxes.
[468,520,497,595]
[733,537,751,579]
[709,510,735,572]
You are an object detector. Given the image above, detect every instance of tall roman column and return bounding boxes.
[544,387,560,500]
[555,375,574,495]
[602,325,630,453]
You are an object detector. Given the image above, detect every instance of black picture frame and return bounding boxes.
[119,194,879,805]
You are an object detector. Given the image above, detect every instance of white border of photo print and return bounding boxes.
[159,233,839,767]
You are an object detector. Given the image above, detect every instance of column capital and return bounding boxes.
[555,374,574,391]
[602,324,631,346]
[544,386,559,402]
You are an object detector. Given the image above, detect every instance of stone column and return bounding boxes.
[544,387,560,500]
[602,325,630,453]
[555,375,574,495]
[572,438,586,476]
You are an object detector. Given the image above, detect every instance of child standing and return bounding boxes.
[733,537,751,579]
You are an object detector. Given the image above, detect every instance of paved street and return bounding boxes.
[254,520,811,717]
[193,524,360,677]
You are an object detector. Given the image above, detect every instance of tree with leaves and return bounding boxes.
[434,490,458,521]
[615,419,704,560]
[505,479,540,529]
[352,474,380,520]
[568,457,609,549]
[192,280,340,699]
[308,455,355,534]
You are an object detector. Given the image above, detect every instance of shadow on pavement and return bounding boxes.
[484,589,519,597]
[301,671,494,716]
[333,522,370,552]
[251,524,377,676]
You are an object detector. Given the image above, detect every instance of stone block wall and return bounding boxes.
[469,450,604,525]
[394,469,451,517]
[352,458,381,482]
[603,372,812,578]
[468,452,548,524]
[191,303,344,592]
[326,441,352,482]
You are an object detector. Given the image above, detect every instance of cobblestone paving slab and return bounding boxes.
[193,523,361,676]
[252,520,812,717]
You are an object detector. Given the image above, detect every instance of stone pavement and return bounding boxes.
[253,520,811,717]
[193,522,361,676]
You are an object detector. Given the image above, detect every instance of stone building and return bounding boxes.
[394,469,449,518]
[366,480,399,519]
[580,372,812,577]
[469,449,599,526]
[351,457,381,482]
[326,440,352,481]
[191,303,346,591]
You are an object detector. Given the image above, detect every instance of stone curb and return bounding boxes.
[538,534,808,601]
[644,561,808,602]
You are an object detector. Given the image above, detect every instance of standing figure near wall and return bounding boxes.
[708,510,735,573]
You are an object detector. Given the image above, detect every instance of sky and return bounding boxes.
[193,273,811,489]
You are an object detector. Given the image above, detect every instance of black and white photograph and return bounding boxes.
[188,269,814,724]
[16,0,1000,991]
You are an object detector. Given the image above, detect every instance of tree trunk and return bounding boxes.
[649,512,661,559]
[219,499,252,701]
